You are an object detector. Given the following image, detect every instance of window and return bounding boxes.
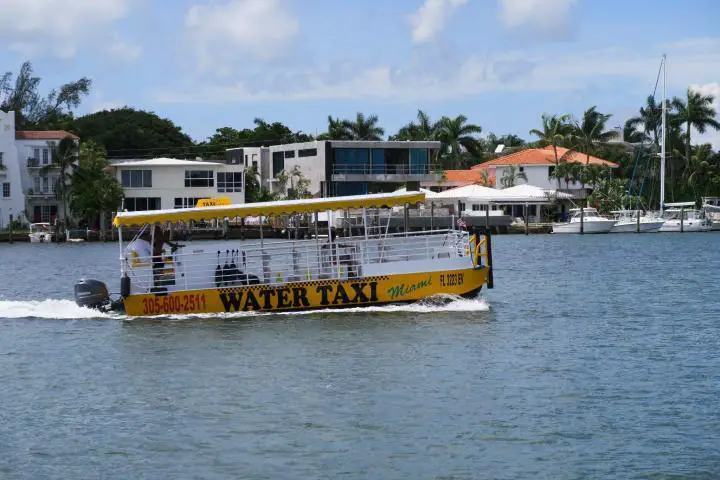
[0,152,3,167]
[548,166,555,179]
[459,202,466,212]
[42,177,49,193]
[284,150,295,158]
[124,197,161,211]
[272,152,284,178]
[185,170,214,187]
[121,169,152,188]
[174,197,202,209]
[410,148,429,174]
[217,172,243,192]
[335,148,369,173]
[33,148,40,160]
[2,183,9,198]
[472,204,480,211]
[298,148,317,157]
[42,148,49,165]
[519,166,525,173]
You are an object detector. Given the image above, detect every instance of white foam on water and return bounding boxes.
[0,299,111,320]
[128,294,491,321]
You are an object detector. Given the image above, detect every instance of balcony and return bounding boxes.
[27,158,56,169]
[331,164,443,182]
[27,188,56,198]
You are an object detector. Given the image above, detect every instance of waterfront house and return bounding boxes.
[109,158,246,211]
[469,146,619,197]
[0,110,79,226]
[227,140,442,197]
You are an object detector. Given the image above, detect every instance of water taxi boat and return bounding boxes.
[74,191,494,316]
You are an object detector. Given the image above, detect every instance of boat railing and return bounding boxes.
[123,229,473,294]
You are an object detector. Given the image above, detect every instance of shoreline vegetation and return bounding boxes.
[2,61,719,237]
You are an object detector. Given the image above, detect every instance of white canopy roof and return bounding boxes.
[502,184,574,200]
[434,183,569,204]
[434,184,528,203]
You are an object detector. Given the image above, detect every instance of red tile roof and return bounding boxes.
[15,130,79,141]
[472,146,618,168]
[442,169,495,186]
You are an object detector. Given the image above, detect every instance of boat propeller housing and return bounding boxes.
[74,279,110,309]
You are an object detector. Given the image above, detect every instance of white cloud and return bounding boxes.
[409,0,468,44]
[157,37,720,108]
[185,0,298,71]
[0,0,132,59]
[690,83,720,149]
[107,35,142,61]
[498,0,577,39]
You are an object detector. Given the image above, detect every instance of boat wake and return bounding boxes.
[0,295,490,321]
[0,299,113,320]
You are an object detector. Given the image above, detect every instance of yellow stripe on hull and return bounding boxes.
[123,267,489,316]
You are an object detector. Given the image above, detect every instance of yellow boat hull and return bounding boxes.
[122,266,489,316]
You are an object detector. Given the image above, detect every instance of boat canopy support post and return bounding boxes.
[524,202,529,235]
[362,207,369,263]
[403,202,409,236]
[118,224,124,276]
[430,202,434,230]
[486,230,494,289]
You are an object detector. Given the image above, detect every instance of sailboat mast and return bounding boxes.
[660,54,666,213]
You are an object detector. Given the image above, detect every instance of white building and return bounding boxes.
[109,158,246,211]
[472,146,619,196]
[227,140,442,197]
[0,110,78,226]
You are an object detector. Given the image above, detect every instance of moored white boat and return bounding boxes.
[609,210,664,233]
[28,223,55,243]
[659,203,712,232]
[73,191,495,316]
[552,208,616,234]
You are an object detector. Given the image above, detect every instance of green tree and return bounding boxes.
[435,115,483,169]
[572,106,620,167]
[317,116,353,140]
[390,110,437,141]
[626,95,664,148]
[529,113,571,188]
[683,144,716,200]
[588,178,628,213]
[342,112,384,140]
[671,89,720,171]
[73,107,194,159]
[244,164,274,203]
[500,165,528,187]
[1,61,91,129]
[40,135,78,226]
[69,141,123,231]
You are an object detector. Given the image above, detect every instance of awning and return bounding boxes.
[113,191,425,227]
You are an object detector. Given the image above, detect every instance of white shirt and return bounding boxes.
[127,238,152,267]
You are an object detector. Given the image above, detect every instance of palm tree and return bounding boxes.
[41,135,78,227]
[572,106,620,165]
[684,144,715,200]
[435,115,483,169]
[671,89,720,169]
[529,113,571,188]
[392,110,437,141]
[342,112,384,140]
[500,165,527,188]
[626,95,663,149]
[623,118,648,144]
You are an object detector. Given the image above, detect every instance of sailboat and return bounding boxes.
[653,55,712,233]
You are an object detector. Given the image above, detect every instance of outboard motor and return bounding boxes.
[74,279,110,310]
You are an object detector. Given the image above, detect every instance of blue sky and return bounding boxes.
[1,0,719,147]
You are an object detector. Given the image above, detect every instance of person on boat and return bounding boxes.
[126,229,153,267]
[151,225,180,287]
